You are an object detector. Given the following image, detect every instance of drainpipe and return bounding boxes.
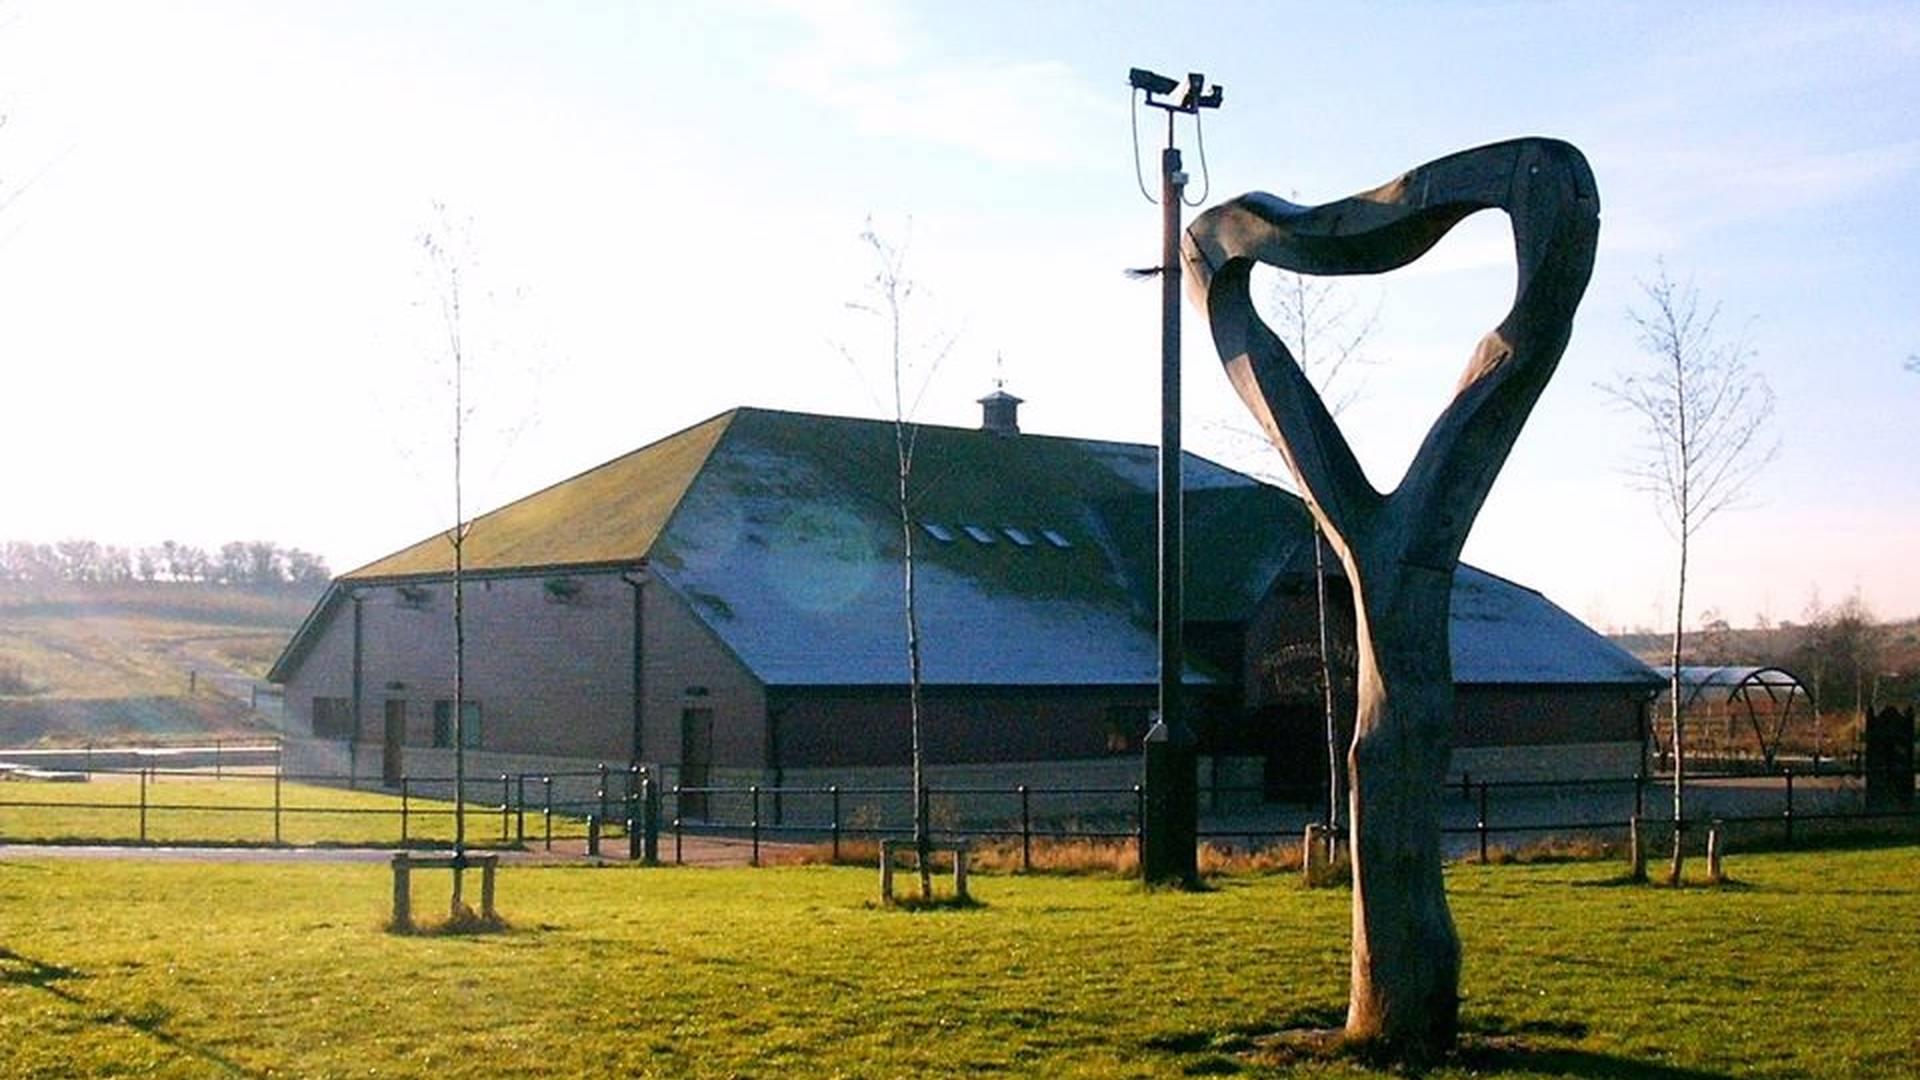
[350,588,365,783]
[621,566,649,766]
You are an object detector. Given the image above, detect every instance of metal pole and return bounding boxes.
[1142,136,1199,887]
[1784,767,1795,844]
[1476,782,1489,864]
[1020,784,1032,873]
[401,775,410,845]
[273,764,283,845]
[830,785,841,863]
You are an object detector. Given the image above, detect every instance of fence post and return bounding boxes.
[1783,767,1796,845]
[400,775,410,846]
[1633,768,1645,819]
[516,774,526,845]
[390,854,411,932]
[1133,784,1145,869]
[273,763,283,845]
[542,776,553,851]
[1628,814,1647,882]
[1019,785,1032,872]
[139,765,149,843]
[587,813,601,857]
[830,785,842,863]
[627,765,642,861]
[597,763,610,824]
[672,785,683,865]
[751,785,761,868]
[499,774,511,842]
[1476,781,1489,864]
[641,772,660,865]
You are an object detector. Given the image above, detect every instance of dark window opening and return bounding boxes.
[312,697,353,739]
[432,700,482,749]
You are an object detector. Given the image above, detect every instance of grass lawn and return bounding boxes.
[1,845,1916,1078]
[0,775,525,848]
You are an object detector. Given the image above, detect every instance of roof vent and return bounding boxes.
[977,388,1023,436]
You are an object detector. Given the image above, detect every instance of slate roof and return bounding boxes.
[1446,567,1663,687]
[275,406,1658,691]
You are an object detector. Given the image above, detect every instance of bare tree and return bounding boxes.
[411,203,543,923]
[415,204,482,917]
[1267,272,1376,850]
[838,219,954,902]
[1603,264,1778,885]
[1206,273,1378,850]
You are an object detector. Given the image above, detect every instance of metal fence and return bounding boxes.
[0,751,1914,867]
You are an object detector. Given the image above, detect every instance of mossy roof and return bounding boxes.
[342,412,732,579]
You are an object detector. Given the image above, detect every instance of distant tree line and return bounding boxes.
[1693,591,1910,716]
[0,539,330,586]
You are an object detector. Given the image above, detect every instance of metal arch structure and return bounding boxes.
[1662,664,1812,769]
[1182,137,1599,1056]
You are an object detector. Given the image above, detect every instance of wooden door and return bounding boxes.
[383,699,407,785]
[679,708,714,819]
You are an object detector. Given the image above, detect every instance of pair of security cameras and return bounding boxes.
[1128,67,1224,111]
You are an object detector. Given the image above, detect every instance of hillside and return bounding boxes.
[1611,617,1920,711]
[0,581,319,747]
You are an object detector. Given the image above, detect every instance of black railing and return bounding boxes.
[0,754,1914,864]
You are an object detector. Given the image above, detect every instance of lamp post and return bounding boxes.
[1130,67,1221,887]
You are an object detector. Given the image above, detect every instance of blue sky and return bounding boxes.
[1,1,1914,628]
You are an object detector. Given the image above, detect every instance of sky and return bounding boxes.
[0,1,1915,631]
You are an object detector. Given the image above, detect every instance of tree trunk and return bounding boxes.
[1344,566,1460,1058]
[1314,524,1341,836]
[1667,531,1687,886]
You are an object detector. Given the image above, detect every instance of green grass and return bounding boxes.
[0,776,526,848]
[1,845,1916,1077]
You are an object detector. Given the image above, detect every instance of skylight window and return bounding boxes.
[921,522,955,542]
[1002,527,1034,547]
[961,525,997,544]
[1041,529,1072,549]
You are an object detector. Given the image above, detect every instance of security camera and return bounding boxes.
[1129,68,1180,96]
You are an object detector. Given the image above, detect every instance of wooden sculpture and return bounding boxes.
[1182,137,1599,1057]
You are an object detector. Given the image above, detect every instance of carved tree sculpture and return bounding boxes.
[1182,138,1598,1057]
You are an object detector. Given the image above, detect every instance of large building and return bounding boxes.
[269,400,1661,807]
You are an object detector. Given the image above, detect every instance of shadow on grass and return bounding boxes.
[1144,1008,1737,1079]
[387,906,513,936]
[868,893,989,913]
[1572,872,1756,892]
[0,945,266,1078]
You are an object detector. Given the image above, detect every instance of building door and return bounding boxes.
[383,699,407,785]
[680,707,714,819]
